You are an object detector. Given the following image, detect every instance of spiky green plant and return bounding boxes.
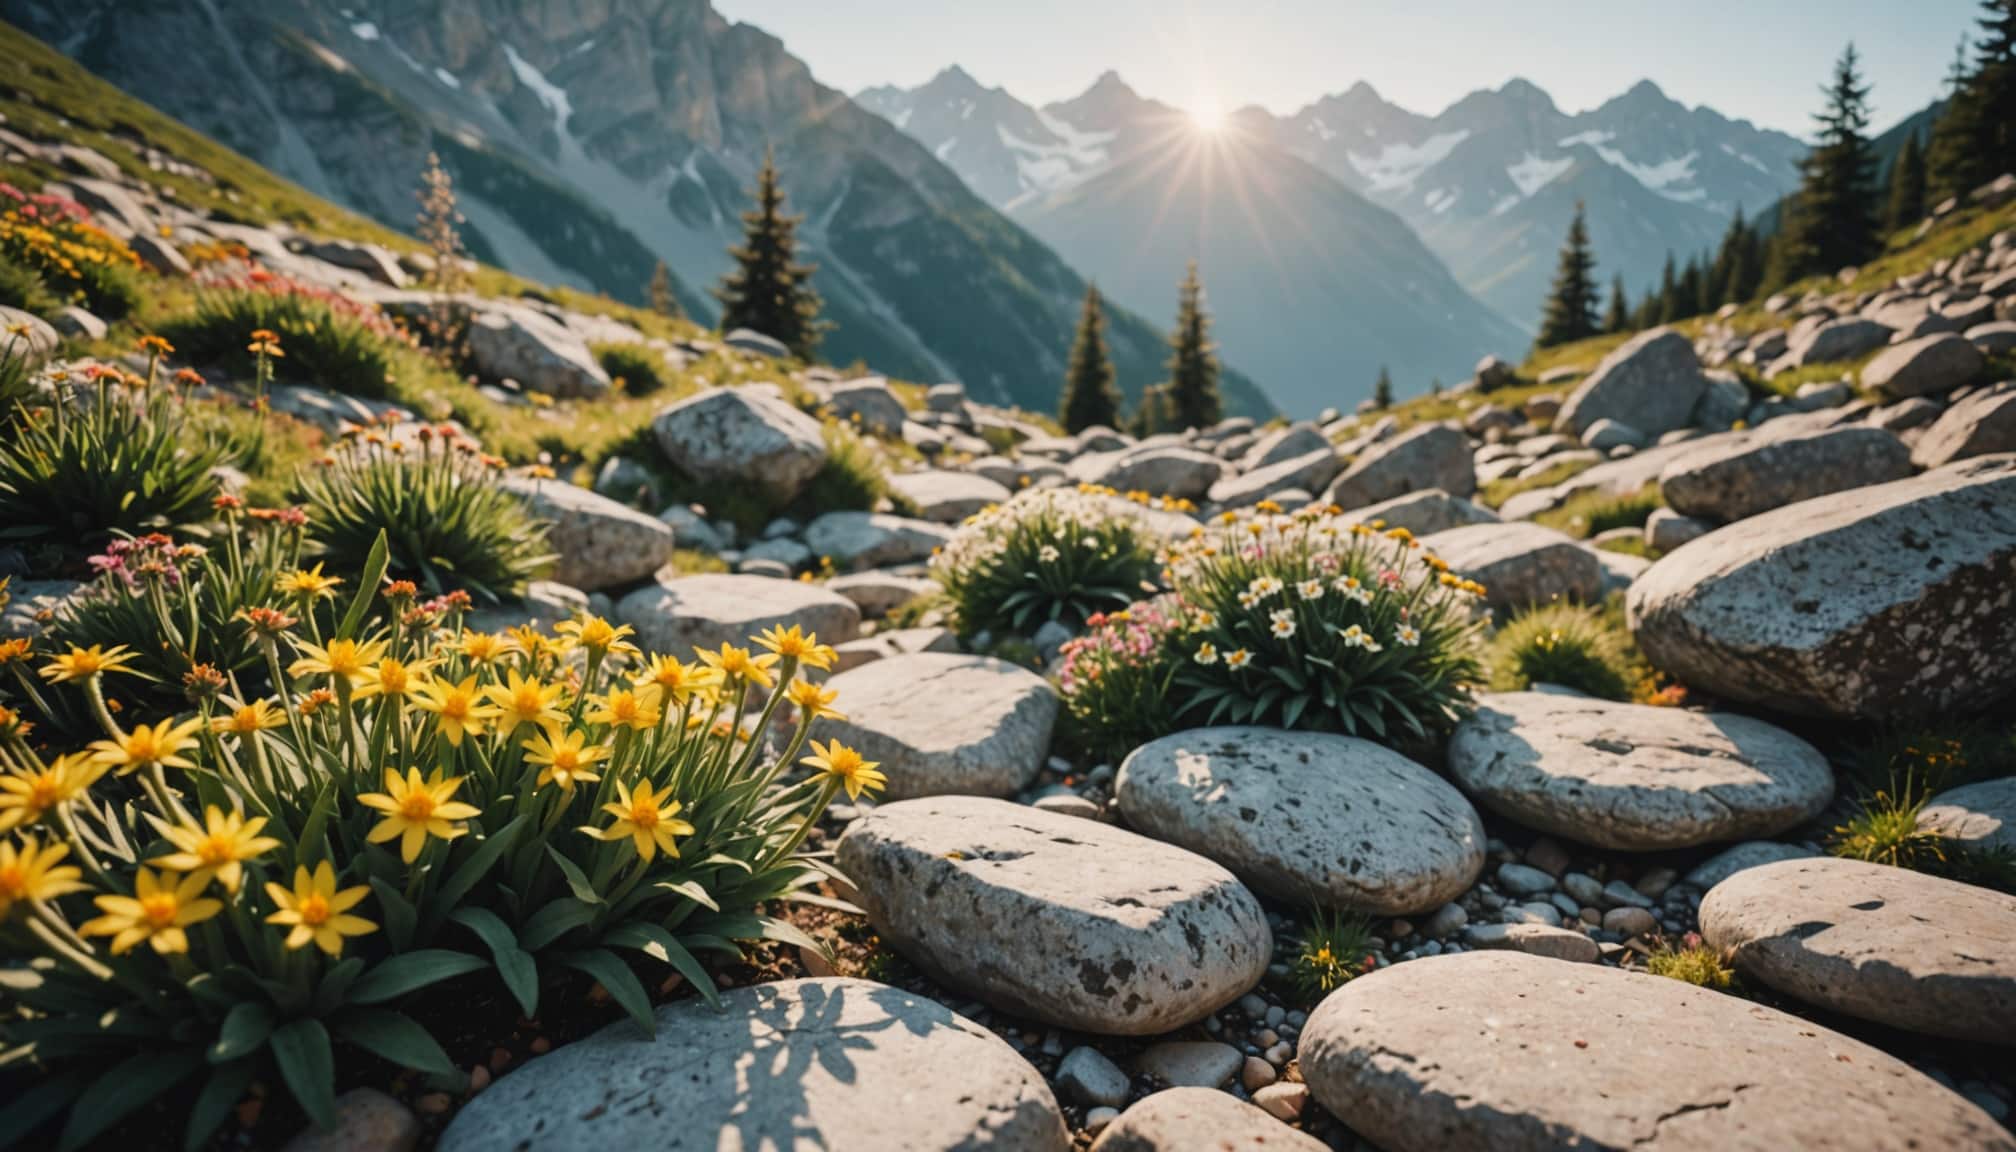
[933,485,1159,636]
[1830,775,1949,872]
[1485,602,1635,700]
[295,431,553,604]
[1289,907,1376,1003]
[1645,934,1737,991]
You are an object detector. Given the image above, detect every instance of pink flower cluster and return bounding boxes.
[1057,601,1175,694]
[0,181,91,223]
[86,533,205,591]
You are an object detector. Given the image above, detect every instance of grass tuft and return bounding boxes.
[1485,602,1638,700]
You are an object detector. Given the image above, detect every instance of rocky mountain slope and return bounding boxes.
[2,1,1273,417]
[863,71,1808,335]
[861,68,1529,416]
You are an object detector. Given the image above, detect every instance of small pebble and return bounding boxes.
[1085,1106,1120,1135]
[1264,1004,1285,1028]
[468,1065,491,1094]
[415,1093,452,1116]
[1251,1082,1308,1122]
[1524,836,1571,877]
[1242,1055,1278,1091]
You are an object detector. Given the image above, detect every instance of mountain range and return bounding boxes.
[4,0,1273,417]
[860,70,1810,341]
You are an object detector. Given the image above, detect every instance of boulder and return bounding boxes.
[1461,922,1600,963]
[1091,447,1225,500]
[616,572,859,658]
[48,305,106,341]
[655,505,729,554]
[1781,316,1894,368]
[1681,840,1820,889]
[284,1088,418,1152]
[1300,951,2015,1152]
[1871,395,1946,431]
[1627,456,2016,718]
[462,581,591,638]
[305,239,409,287]
[1339,488,1498,536]
[1701,857,2016,1046]
[1689,370,1749,431]
[652,388,828,504]
[814,653,1057,799]
[1554,328,1708,439]
[1911,381,2016,468]
[1326,423,1476,510]
[723,328,790,359]
[1917,776,2016,854]
[500,478,672,592]
[1968,320,2016,354]
[1581,418,1646,451]
[1447,693,1834,851]
[1206,448,1342,508]
[1089,1088,1326,1152]
[888,470,1012,523]
[1419,523,1604,611]
[467,307,610,398]
[1658,426,1914,522]
[1116,728,1485,915]
[438,979,1068,1152]
[837,797,1271,1035]
[1862,332,1985,398]
[1643,508,1711,552]
[0,306,59,367]
[833,626,960,673]
[824,572,933,619]
[1475,355,1517,391]
[827,377,908,437]
[926,382,967,413]
[803,511,951,570]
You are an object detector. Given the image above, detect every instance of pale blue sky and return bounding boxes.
[714,0,1978,137]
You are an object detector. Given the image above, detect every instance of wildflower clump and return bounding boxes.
[932,484,1159,636]
[0,182,143,317]
[0,535,873,1147]
[1288,906,1377,1004]
[1644,933,1738,991]
[1056,600,1183,759]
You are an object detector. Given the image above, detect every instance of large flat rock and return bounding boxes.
[837,797,1271,1036]
[616,572,860,658]
[1116,728,1485,915]
[438,978,1069,1152]
[814,653,1057,799]
[1918,776,2016,853]
[501,477,673,592]
[1447,693,1833,851]
[1554,328,1709,438]
[652,387,828,503]
[1658,426,1914,523]
[1088,1088,1325,1152]
[1340,488,1498,537]
[1701,856,2016,1045]
[1301,950,2015,1152]
[889,470,1012,523]
[1420,523,1603,611]
[1627,455,2016,718]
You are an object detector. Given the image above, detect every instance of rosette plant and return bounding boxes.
[931,484,1162,636]
[0,535,875,1150]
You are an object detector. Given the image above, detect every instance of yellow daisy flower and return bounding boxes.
[156,805,281,893]
[80,867,223,955]
[634,655,720,703]
[278,563,343,601]
[88,716,206,774]
[755,624,837,671]
[555,616,639,660]
[287,636,390,687]
[481,668,567,731]
[354,656,430,700]
[211,697,286,735]
[784,679,845,722]
[357,768,482,863]
[0,753,104,832]
[583,778,693,863]
[0,834,88,918]
[412,675,497,746]
[265,861,376,956]
[696,644,779,690]
[458,631,519,665]
[801,738,887,802]
[523,727,608,790]
[39,643,139,683]
[585,684,662,731]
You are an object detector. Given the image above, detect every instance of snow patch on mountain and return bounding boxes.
[1507,152,1573,197]
[503,44,573,136]
[1591,145,1704,203]
[348,21,379,42]
[1348,129,1469,191]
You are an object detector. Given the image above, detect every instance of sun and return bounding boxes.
[1189,104,1228,135]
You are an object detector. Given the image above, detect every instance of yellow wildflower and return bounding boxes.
[0,753,103,832]
[585,684,662,731]
[584,778,693,863]
[88,716,206,774]
[458,631,518,665]
[211,698,285,735]
[278,563,344,601]
[802,738,886,802]
[697,644,778,689]
[358,768,481,863]
[784,679,844,722]
[265,862,376,957]
[157,805,280,893]
[755,625,837,671]
[523,727,608,790]
[412,675,497,746]
[634,655,720,703]
[482,668,567,731]
[80,867,222,955]
[0,834,87,918]
[355,656,429,700]
[39,643,139,683]
[555,616,639,660]
[288,636,390,687]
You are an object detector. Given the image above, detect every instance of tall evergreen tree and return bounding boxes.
[1059,283,1122,433]
[1655,253,1680,325]
[1535,201,1601,347]
[1602,275,1630,334]
[1927,4,2016,203]
[1709,207,1756,305]
[647,261,684,321]
[1885,129,1929,232]
[1130,384,1173,437]
[1164,261,1223,430]
[1768,43,1880,286]
[1676,254,1705,320]
[1372,365,1394,410]
[712,147,827,359]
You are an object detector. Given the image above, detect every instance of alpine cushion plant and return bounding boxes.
[931,484,1160,636]
[0,537,877,1150]
[294,420,555,604]
[1056,599,1182,761]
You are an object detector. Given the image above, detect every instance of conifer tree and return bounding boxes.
[1164,261,1223,430]
[1885,129,1928,232]
[1675,255,1704,320]
[1130,384,1172,437]
[1059,283,1122,433]
[648,261,684,321]
[713,147,827,359]
[1602,275,1630,333]
[1927,5,2016,203]
[1768,44,1880,285]
[1535,201,1600,347]
[1655,253,1680,325]
[1372,365,1394,410]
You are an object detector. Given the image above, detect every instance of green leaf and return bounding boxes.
[313,958,367,1016]
[752,914,826,955]
[334,1009,455,1076]
[432,814,529,916]
[346,949,486,1005]
[58,1050,197,1151]
[519,897,597,951]
[0,1070,85,1151]
[269,1019,338,1132]
[451,907,540,1017]
[600,922,718,1005]
[651,878,719,911]
[370,877,418,953]
[336,530,389,642]
[184,1061,256,1152]
[295,781,337,869]
[558,949,655,1036]
[544,845,604,905]
[208,1001,273,1064]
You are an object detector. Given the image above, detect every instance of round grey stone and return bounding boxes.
[438,978,1068,1152]
[1116,728,1485,916]
[816,653,1058,799]
[1301,951,2016,1152]
[616,572,860,658]
[1918,776,2016,853]
[1448,693,1834,850]
[1701,856,2016,1045]
[1088,1088,1326,1152]
[1418,523,1604,612]
[837,797,1271,1035]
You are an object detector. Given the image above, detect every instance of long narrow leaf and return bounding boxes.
[558,949,655,1035]
[58,1050,198,1151]
[269,1020,338,1132]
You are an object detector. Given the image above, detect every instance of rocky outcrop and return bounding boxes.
[499,477,673,592]
[1862,332,1984,398]
[813,654,1058,800]
[466,307,610,398]
[1658,426,1914,523]
[652,388,829,504]
[1419,523,1604,611]
[1554,329,1708,439]
[1324,423,1475,509]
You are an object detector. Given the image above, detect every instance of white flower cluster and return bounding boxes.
[931,485,1138,575]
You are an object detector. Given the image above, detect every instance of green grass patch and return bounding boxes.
[1534,481,1663,539]
[594,341,673,396]
[1485,601,1638,700]
[1478,456,1597,509]
[1594,533,1651,559]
